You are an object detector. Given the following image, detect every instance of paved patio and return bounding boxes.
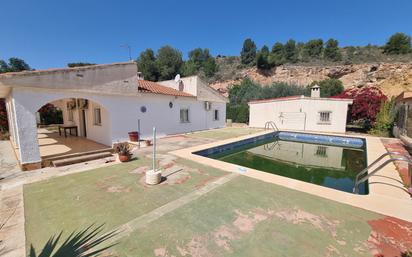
[38,128,110,159]
[0,141,20,180]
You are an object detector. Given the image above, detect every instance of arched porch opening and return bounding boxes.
[34,97,112,165]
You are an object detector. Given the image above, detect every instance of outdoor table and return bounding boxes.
[58,125,78,138]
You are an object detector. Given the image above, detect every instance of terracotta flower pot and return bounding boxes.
[128,131,139,142]
[118,154,130,162]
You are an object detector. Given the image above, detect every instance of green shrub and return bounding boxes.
[227,104,249,123]
[383,32,412,55]
[227,78,306,123]
[369,99,395,137]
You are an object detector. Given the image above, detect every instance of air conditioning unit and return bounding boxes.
[204,101,211,111]
[77,99,89,109]
[66,99,77,110]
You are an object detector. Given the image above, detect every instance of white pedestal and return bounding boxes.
[145,169,162,185]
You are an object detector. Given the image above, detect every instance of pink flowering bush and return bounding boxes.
[333,86,387,128]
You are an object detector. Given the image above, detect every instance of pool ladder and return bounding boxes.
[265,121,279,131]
[353,151,412,194]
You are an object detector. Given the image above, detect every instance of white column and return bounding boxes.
[13,97,41,165]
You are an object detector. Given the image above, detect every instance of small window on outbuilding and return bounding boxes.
[94,108,102,126]
[180,108,189,123]
[214,109,219,121]
[318,111,331,124]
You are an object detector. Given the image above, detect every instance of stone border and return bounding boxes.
[171,130,412,222]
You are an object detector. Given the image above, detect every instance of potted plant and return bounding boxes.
[128,131,139,142]
[115,142,132,162]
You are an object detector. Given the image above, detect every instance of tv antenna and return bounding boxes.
[120,44,132,60]
[174,74,181,83]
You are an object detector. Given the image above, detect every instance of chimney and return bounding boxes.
[137,72,144,80]
[311,84,320,98]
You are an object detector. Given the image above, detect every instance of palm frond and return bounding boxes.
[29,224,118,257]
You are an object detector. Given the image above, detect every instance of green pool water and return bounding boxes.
[208,139,368,194]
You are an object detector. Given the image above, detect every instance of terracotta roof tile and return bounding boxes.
[138,80,195,97]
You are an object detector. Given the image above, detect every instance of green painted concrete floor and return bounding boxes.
[186,127,263,140]
[24,154,412,256]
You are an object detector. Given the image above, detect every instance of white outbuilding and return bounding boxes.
[248,85,352,133]
[0,62,227,170]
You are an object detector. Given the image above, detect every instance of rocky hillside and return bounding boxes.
[210,62,412,98]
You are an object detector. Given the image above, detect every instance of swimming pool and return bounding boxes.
[195,132,368,194]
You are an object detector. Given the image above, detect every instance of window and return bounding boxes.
[180,108,189,123]
[214,109,219,121]
[68,109,74,122]
[94,108,102,126]
[318,111,331,124]
[315,146,328,157]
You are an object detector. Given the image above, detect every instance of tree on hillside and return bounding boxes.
[283,39,298,63]
[228,78,262,104]
[156,46,183,80]
[137,49,160,81]
[383,32,412,55]
[302,39,323,59]
[202,57,218,77]
[227,78,262,123]
[240,38,257,66]
[0,57,31,136]
[268,42,285,67]
[256,45,270,70]
[67,62,96,68]
[182,48,217,77]
[324,39,342,61]
[0,58,31,73]
[261,83,306,98]
[309,79,344,97]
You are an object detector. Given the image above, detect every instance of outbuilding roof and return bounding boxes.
[395,91,412,103]
[248,95,353,104]
[137,80,195,97]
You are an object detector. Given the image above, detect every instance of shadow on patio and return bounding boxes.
[38,128,110,160]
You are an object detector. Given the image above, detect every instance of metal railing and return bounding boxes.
[353,151,412,194]
[263,141,279,151]
[264,121,279,131]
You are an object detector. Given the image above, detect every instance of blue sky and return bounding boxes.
[1,0,411,70]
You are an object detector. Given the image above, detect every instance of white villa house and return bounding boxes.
[0,62,227,170]
[249,85,353,133]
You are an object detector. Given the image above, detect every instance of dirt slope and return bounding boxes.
[210,62,412,97]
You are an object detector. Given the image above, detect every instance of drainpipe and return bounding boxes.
[152,127,156,171]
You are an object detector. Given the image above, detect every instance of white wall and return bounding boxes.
[54,99,112,146]
[107,94,226,142]
[249,98,351,133]
[158,76,198,96]
[9,87,226,164]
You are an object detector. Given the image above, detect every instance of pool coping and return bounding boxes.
[171,129,412,222]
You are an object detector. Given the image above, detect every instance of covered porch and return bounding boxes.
[38,128,111,165]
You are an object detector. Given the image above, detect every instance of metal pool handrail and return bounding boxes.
[353,151,412,194]
[265,121,279,131]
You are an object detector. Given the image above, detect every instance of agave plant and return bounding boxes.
[29,224,118,257]
[114,142,132,156]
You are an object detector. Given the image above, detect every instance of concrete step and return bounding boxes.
[52,151,114,167]
[42,148,113,167]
